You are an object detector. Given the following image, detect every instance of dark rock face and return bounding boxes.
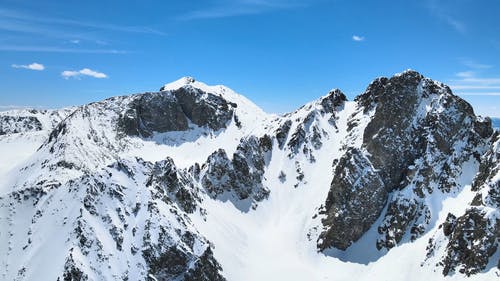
[118,87,235,137]
[431,134,500,276]
[184,247,226,281]
[318,148,386,250]
[0,115,42,135]
[318,70,494,252]
[61,252,88,281]
[440,209,498,276]
[361,71,424,190]
[376,196,429,250]
[200,135,272,210]
[472,132,500,194]
[276,120,292,149]
[320,89,347,114]
[286,90,346,159]
[145,246,191,280]
[288,126,307,155]
[146,157,199,213]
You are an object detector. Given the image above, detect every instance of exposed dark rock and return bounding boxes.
[145,246,190,280]
[288,127,306,155]
[376,197,420,250]
[0,115,42,135]
[184,247,226,281]
[361,70,425,191]
[318,70,493,253]
[320,89,347,114]
[473,133,500,194]
[61,251,88,281]
[310,126,323,150]
[433,134,500,276]
[318,148,386,250]
[118,87,235,137]
[442,213,457,237]
[441,209,498,276]
[200,135,272,210]
[474,117,493,139]
[278,171,287,182]
[146,157,199,213]
[276,120,292,149]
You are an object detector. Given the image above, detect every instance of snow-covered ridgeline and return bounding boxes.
[0,71,498,280]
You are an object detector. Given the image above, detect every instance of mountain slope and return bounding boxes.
[0,72,498,281]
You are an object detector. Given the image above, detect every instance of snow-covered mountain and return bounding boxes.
[0,71,498,281]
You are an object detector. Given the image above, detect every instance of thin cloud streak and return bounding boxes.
[0,45,128,54]
[451,85,500,90]
[426,0,465,33]
[450,78,500,85]
[456,92,500,96]
[180,0,308,20]
[459,59,493,69]
[0,8,166,35]
[455,71,474,78]
[449,69,500,96]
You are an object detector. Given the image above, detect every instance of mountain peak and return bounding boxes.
[160,76,197,91]
[394,69,423,78]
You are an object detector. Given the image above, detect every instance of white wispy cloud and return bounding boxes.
[352,35,364,42]
[455,71,474,78]
[11,62,45,70]
[181,0,309,20]
[0,8,165,36]
[449,70,500,96]
[0,45,128,54]
[455,92,500,96]
[426,0,466,33]
[451,85,500,90]
[459,58,493,69]
[61,68,108,79]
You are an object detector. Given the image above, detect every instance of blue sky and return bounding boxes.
[1,0,499,116]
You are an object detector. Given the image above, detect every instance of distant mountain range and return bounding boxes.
[492,117,500,130]
[0,71,498,281]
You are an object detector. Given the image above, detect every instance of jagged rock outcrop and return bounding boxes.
[318,148,386,250]
[426,133,500,276]
[0,109,72,136]
[318,70,494,252]
[200,135,272,211]
[146,157,200,213]
[184,247,226,281]
[275,120,292,149]
[285,89,346,160]
[320,89,347,114]
[0,116,42,135]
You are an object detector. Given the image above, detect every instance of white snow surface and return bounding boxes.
[0,108,73,195]
[0,76,498,280]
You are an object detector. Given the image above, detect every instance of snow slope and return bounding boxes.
[0,108,73,196]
